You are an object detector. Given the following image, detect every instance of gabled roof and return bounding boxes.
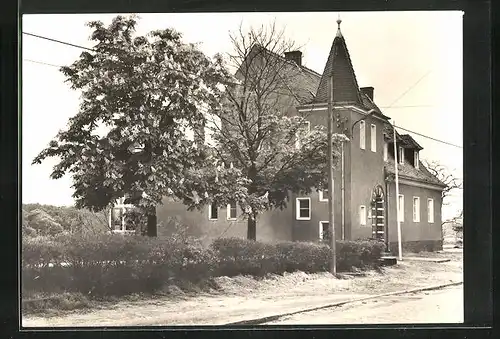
[313,22,363,105]
[383,123,423,150]
[399,134,423,150]
[385,157,447,188]
[236,44,321,104]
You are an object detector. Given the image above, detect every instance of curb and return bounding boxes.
[402,258,451,263]
[224,281,463,326]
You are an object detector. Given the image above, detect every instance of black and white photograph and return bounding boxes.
[21,11,464,327]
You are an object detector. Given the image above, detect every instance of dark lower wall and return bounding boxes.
[156,197,293,246]
[386,182,443,244]
[388,240,443,254]
[291,187,342,243]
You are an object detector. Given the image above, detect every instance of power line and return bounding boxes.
[24,59,62,68]
[24,32,461,150]
[386,70,432,108]
[394,124,463,149]
[22,32,95,52]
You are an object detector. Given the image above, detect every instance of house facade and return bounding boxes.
[112,19,446,252]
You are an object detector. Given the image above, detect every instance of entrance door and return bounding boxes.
[371,186,385,241]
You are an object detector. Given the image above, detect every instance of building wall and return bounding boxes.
[155,197,293,246]
[292,106,349,242]
[347,111,387,241]
[386,181,443,252]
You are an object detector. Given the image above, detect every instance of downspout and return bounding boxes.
[341,141,345,240]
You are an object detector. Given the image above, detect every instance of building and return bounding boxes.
[112,19,446,252]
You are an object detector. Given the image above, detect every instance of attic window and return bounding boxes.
[414,151,419,169]
[398,146,404,165]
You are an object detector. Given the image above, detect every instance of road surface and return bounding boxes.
[266,285,463,325]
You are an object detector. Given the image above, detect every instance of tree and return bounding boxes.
[422,160,463,203]
[26,209,65,236]
[32,15,227,236]
[177,22,346,240]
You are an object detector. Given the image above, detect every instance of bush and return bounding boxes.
[22,233,384,298]
[22,233,217,297]
[211,238,279,276]
[211,237,384,276]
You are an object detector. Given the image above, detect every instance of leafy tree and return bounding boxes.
[177,22,346,240]
[32,15,227,236]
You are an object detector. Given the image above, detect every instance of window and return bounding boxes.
[318,190,327,202]
[319,221,330,240]
[383,142,388,161]
[209,203,218,220]
[227,202,237,220]
[398,194,405,222]
[398,146,405,164]
[295,121,311,149]
[427,198,434,223]
[370,124,376,152]
[110,198,135,232]
[359,205,367,226]
[359,121,366,149]
[318,188,330,202]
[414,151,419,169]
[413,197,420,222]
[296,197,311,220]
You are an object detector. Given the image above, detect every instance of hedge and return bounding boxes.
[22,234,384,297]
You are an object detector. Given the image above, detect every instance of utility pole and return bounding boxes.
[328,74,336,275]
[393,121,403,261]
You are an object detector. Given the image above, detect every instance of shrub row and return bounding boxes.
[211,238,385,276]
[22,234,384,297]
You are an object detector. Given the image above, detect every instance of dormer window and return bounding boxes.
[398,146,404,165]
[414,151,419,169]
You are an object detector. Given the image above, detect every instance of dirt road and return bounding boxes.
[266,285,463,325]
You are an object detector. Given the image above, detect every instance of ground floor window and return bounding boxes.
[398,194,405,222]
[427,198,434,223]
[227,202,237,220]
[413,196,420,222]
[296,197,311,220]
[209,203,218,220]
[359,205,367,226]
[318,189,329,202]
[109,203,136,232]
[319,221,330,241]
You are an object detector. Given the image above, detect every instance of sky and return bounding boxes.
[21,11,463,220]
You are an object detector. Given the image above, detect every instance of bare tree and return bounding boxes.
[181,21,345,240]
[422,160,463,203]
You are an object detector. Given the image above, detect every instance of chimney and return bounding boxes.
[360,86,374,101]
[284,51,302,66]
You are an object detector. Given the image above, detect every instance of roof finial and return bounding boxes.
[336,14,343,37]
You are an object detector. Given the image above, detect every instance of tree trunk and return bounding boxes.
[247,216,257,241]
[146,207,157,237]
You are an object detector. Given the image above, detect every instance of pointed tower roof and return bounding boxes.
[313,18,364,105]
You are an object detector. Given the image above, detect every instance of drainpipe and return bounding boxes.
[341,141,345,240]
[384,172,390,252]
